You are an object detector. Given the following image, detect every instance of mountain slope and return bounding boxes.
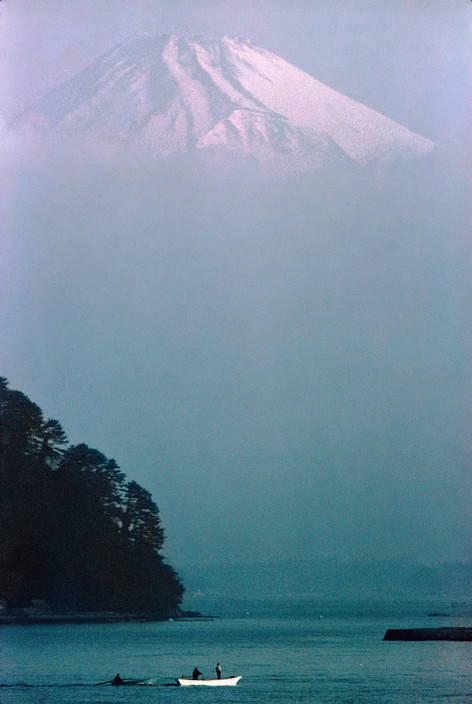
[18,35,435,170]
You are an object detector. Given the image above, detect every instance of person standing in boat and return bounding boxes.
[192,667,202,680]
[216,663,222,679]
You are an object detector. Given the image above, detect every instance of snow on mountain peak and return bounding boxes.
[17,35,435,171]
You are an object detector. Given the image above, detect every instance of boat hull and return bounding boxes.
[177,676,241,687]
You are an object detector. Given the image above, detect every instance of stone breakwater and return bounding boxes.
[384,628,472,641]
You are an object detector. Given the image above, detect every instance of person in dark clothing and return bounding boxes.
[112,674,123,685]
[192,667,202,680]
[216,663,222,679]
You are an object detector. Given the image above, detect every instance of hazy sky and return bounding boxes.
[1,1,471,580]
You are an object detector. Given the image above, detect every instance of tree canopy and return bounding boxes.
[0,377,184,616]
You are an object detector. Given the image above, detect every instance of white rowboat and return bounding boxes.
[177,676,242,687]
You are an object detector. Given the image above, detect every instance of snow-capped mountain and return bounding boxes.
[18,35,435,170]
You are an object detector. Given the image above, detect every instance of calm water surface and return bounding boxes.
[1,598,471,704]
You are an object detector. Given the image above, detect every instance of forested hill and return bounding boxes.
[0,377,184,617]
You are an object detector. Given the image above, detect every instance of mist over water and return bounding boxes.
[2,142,469,578]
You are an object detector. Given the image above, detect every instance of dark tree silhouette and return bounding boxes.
[122,480,165,551]
[0,378,184,616]
[38,418,68,466]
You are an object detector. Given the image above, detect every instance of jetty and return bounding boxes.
[384,628,472,641]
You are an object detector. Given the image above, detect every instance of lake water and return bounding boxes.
[1,596,471,704]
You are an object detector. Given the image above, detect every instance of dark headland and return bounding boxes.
[0,378,185,622]
[384,628,472,641]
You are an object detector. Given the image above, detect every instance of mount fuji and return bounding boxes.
[18,35,435,171]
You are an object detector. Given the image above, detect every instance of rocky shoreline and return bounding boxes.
[0,603,206,625]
